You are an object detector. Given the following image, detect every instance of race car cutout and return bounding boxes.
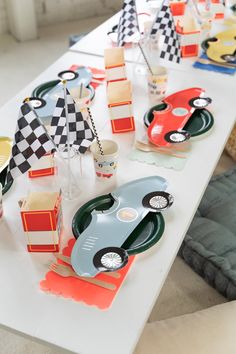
[24,67,93,124]
[71,176,173,277]
[147,87,212,147]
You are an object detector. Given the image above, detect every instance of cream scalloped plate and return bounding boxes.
[0,137,12,174]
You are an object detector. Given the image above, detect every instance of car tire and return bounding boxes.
[164,130,191,143]
[58,70,78,81]
[23,97,46,109]
[93,247,129,272]
[221,54,236,63]
[142,191,174,211]
[189,97,212,108]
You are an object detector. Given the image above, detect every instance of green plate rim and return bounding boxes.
[201,38,212,53]
[0,167,13,195]
[143,103,214,138]
[72,194,165,255]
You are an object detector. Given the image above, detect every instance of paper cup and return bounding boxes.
[147,66,168,105]
[70,86,91,109]
[90,140,119,179]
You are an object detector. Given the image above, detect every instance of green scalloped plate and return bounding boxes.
[72,194,165,255]
[144,104,214,138]
[0,166,13,195]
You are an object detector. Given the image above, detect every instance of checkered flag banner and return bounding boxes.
[150,0,181,63]
[7,103,55,183]
[50,88,94,154]
[117,0,139,46]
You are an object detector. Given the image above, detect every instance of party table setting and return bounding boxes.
[0,0,236,353]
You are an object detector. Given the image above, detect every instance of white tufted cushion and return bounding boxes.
[134,301,236,354]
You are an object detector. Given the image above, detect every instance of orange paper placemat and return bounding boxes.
[40,238,135,309]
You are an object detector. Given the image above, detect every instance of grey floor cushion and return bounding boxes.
[180,167,236,299]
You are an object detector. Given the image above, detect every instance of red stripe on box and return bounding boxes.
[107,78,127,83]
[111,117,135,133]
[181,45,199,57]
[28,167,55,178]
[27,244,60,252]
[108,101,132,108]
[105,63,125,69]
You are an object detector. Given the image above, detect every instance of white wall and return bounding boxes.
[0,0,122,34]
[35,0,122,27]
[0,0,8,33]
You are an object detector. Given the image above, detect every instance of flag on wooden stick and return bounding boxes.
[50,88,94,154]
[7,103,55,183]
[117,0,139,46]
[150,0,181,63]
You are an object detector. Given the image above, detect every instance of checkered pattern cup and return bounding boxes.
[147,66,168,105]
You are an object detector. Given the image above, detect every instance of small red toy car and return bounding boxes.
[147,88,212,147]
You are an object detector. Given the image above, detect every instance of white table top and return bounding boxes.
[0,50,236,354]
[69,5,233,69]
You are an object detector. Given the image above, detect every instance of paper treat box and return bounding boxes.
[176,15,201,57]
[211,0,225,19]
[28,152,55,178]
[197,0,224,18]
[170,0,186,16]
[104,48,126,83]
[107,80,135,133]
[20,191,62,252]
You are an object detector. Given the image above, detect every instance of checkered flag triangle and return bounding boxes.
[150,1,181,63]
[50,88,94,154]
[6,103,55,183]
[117,0,139,47]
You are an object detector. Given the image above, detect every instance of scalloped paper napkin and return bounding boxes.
[129,122,188,170]
[40,238,135,310]
[128,148,187,170]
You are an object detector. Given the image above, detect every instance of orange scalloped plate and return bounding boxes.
[40,238,135,310]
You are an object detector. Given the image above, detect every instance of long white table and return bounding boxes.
[0,50,236,354]
[69,5,233,69]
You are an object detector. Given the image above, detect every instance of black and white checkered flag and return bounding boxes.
[7,103,55,183]
[117,0,139,47]
[150,1,181,63]
[50,89,94,154]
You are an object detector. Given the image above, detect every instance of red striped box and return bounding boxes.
[21,192,61,232]
[20,191,62,252]
[107,80,135,133]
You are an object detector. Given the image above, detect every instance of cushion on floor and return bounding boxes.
[180,167,236,299]
[134,301,236,354]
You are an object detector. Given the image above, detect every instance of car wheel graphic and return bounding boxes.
[93,247,129,272]
[165,130,191,143]
[189,97,212,108]
[24,97,46,109]
[221,54,236,63]
[142,191,174,211]
[58,70,78,81]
